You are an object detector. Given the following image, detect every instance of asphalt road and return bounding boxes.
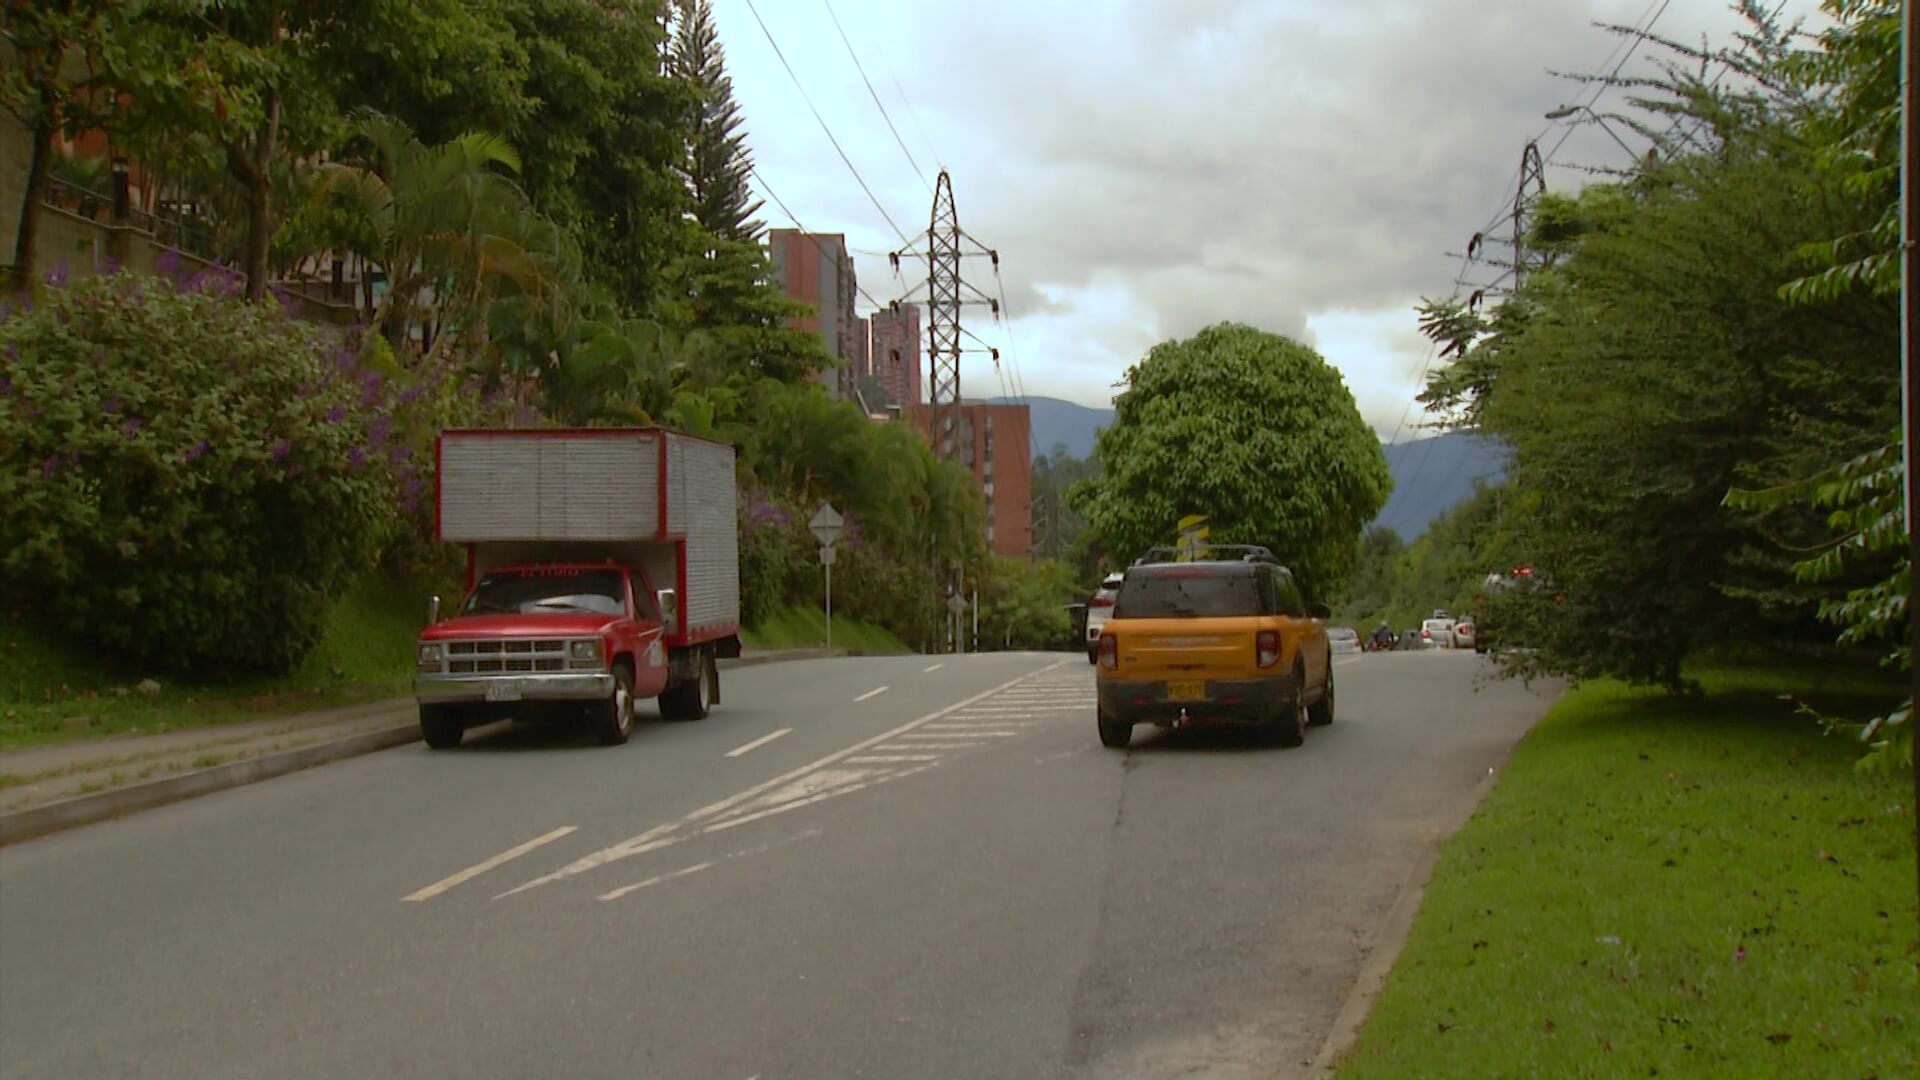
[0,647,1555,1080]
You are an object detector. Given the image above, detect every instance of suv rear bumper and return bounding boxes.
[1097,673,1298,727]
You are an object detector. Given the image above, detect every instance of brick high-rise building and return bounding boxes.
[766,229,859,400]
[909,401,1032,557]
[869,304,922,409]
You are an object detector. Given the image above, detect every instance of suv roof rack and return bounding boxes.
[1133,543,1283,568]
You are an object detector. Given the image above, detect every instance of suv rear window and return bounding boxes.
[1113,568,1260,618]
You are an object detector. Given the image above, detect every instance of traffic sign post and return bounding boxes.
[811,504,843,651]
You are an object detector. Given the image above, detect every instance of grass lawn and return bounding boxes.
[0,571,440,752]
[741,604,910,655]
[1336,657,1917,1080]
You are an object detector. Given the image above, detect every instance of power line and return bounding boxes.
[888,71,945,172]
[1379,0,1677,523]
[749,166,890,315]
[740,0,912,245]
[819,0,933,195]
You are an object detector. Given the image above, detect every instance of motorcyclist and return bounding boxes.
[1368,622,1394,651]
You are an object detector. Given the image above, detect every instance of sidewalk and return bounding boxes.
[0,646,845,843]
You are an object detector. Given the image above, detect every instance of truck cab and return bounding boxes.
[415,563,697,747]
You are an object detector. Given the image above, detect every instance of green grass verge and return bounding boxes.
[1336,658,1917,1079]
[0,570,441,751]
[741,604,909,655]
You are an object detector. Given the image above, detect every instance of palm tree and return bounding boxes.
[307,109,574,363]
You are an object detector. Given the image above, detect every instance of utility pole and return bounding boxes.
[890,169,1002,652]
[1898,0,1916,921]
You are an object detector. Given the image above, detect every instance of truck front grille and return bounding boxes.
[444,639,570,675]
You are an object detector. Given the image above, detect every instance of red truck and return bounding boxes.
[412,428,742,748]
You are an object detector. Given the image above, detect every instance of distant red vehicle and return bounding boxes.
[412,429,742,749]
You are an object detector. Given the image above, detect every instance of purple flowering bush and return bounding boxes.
[0,272,405,674]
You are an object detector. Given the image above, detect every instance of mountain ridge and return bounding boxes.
[987,394,1505,538]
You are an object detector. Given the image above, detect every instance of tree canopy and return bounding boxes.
[1069,323,1391,599]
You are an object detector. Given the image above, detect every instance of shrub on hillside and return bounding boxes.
[0,271,404,674]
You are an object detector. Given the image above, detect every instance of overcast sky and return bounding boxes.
[711,0,1787,440]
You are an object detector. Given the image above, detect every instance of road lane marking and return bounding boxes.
[499,659,1071,896]
[895,730,1017,739]
[725,728,792,758]
[598,861,714,901]
[405,826,577,902]
[854,686,890,702]
[845,754,942,764]
[923,663,946,672]
[875,741,977,751]
[681,659,1068,826]
[496,824,683,899]
[1335,657,1364,667]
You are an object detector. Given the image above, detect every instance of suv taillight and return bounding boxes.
[1256,629,1281,668]
[1089,595,1115,609]
[1097,633,1119,670]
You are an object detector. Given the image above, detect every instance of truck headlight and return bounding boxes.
[416,643,443,670]
[570,640,602,661]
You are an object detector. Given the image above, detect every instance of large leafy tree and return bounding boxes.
[1442,30,1897,688]
[1069,322,1391,599]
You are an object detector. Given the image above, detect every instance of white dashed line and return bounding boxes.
[405,826,577,902]
[854,686,891,703]
[845,754,942,764]
[895,730,1018,739]
[923,663,946,672]
[725,728,792,758]
[598,861,714,901]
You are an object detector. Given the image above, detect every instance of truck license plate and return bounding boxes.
[1166,680,1206,702]
[485,682,522,703]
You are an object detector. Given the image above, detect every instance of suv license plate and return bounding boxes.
[1166,680,1206,702]
[485,682,522,703]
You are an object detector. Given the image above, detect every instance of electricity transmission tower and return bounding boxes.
[889,169,1001,463]
[888,169,1001,652]
[1511,140,1547,289]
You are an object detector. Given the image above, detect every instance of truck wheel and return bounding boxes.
[1097,707,1131,749]
[1308,665,1335,727]
[419,705,464,750]
[593,662,636,746]
[660,650,712,721]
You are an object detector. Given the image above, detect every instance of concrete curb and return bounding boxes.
[1306,734,1532,1076]
[0,647,852,846]
[0,723,420,847]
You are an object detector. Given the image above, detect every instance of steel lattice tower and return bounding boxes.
[1511,140,1547,289]
[890,169,1000,463]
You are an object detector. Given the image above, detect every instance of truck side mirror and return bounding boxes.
[427,595,441,626]
[656,588,678,626]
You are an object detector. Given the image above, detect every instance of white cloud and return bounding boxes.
[714,0,1782,430]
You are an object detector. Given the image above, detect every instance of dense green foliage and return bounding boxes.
[1407,1,1903,700]
[1070,323,1390,600]
[2,0,1041,674]
[0,273,396,672]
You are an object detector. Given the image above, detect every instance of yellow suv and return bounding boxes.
[1094,545,1334,749]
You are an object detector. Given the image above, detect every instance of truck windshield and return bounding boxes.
[1113,569,1260,618]
[463,570,627,617]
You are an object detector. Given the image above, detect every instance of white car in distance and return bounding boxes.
[1085,572,1124,662]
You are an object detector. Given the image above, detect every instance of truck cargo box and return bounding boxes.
[435,428,740,647]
